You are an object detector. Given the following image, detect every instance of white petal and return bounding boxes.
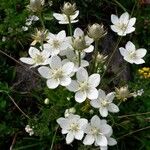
[108,137,117,146]
[120,12,129,24]
[84,45,94,53]
[67,80,79,92]
[83,134,95,145]
[90,99,101,108]
[78,119,88,128]
[74,28,84,38]
[81,60,89,67]
[119,47,128,57]
[41,49,51,58]
[57,118,68,130]
[57,30,66,41]
[75,130,84,140]
[88,74,100,87]
[85,36,93,45]
[87,87,99,100]
[60,77,71,86]
[136,49,147,58]
[128,17,136,27]
[75,91,87,103]
[124,56,134,64]
[96,135,107,147]
[91,115,101,128]
[29,47,40,58]
[101,124,112,135]
[20,58,34,65]
[42,43,52,52]
[110,25,120,33]
[125,26,135,34]
[125,41,136,51]
[108,103,119,113]
[46,78,59,89]
[99,107,108,117]
[134,58,145,64]
[98,89,106,99]
[50,55,62,69]
[53,13,64,21]
[38,66,52,79]
[47,32,55,39]
[62,62,74,75]
[76,67,88,82]
[66,132,74,144]
[71,10,79,20]
[111,14,119,24]
[100,146,108,150]
[106,92,115,102]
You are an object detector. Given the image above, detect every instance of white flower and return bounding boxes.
[46,30,70,56]
[119,41,147,64]
[22,26,28,31]
[25,125,34,136]
[64,107,76,118]
[25,15,39,26]
[90,89,119,117]
[57,114,88,144]
[67,67,100,103]
[62,50,89,73]
[72,28,94,53]
[38,55,74,89]
[133,89,144,97]
[83,115,112,147]
[53,10,79,24]
[111,12,136,36]
[20,47,51,67]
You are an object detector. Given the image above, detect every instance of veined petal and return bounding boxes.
[90,99,101,108]
[119,47,128,57]
[76,67,88,82]
[96,135,107,147]
[88,74,100,87]
[75,130,84,140]
[57,118,68,130]
[84,45,94,53]
[62,62,74,75]
[74,28,84,37]
[99,107,108,117]
[120,12,129,24]
[128,17,136,27]
[125,41,136,52]
[111,14,119,24]
[71,10,79,20]
[91,115,101,127]
[134,58,145,64]
[87,87,99,100]
[110,25,120,33]
[106,92,115,102]
[81,60,89,67]
[38,66,52,79]
[50,55,62,69]
[53,13,64,21]
[60,76,71,86]
[66,132,74,144]
[57,30,66,41]
[46,78,59,89]
[41,49,51,58]
[29,47,40,58]
[98,89,106,99]
[83,134,95,145]
[78,119,88,128]
[108,137,117,146]
[101,124,112,135]
[108,103,119,113]
[125,26,135,34]
[67,80,79,92]
[136,48,147,58]
[75,91,86,103]
[42,43,52,52]
[85,36,93,45]
[20,57,34,65]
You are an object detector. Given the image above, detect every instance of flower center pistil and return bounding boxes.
[52,40,60,49]
[70,123,79,132]
[91,127,100,136]
[129,51,137,59]
[118,23,127,32]
[34,54,44,64]
[101,99,109,107]
[52,69,63,79]
[79,81,89,91]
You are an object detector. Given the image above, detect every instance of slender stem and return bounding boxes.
[118,112,150,118]
[67,16,73,36]
[10,133,18,150]
[78,51,81,67]
[39,12,45,29]
[93,40,99,73]
[50,126,58,150]
[8,94,30,119]
[113,0,127,12]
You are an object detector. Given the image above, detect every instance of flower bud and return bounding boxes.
[28,0,44,12]
[62,2,76,16]
[88,23,107,40]
[73,36,87,51]
[44,98,50,105]
[96,53,107,64]
[115,86,132,101]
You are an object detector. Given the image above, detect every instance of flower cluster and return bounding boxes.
[20,1,148,149]
[25,125,34,136]
[138,67,150,78]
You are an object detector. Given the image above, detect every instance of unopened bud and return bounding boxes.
[96,53,107,63]
[62,2,76,16]
[88,23,107,40]
[44,98,50,105]
[28,0,44,12]
[73,36,87,51]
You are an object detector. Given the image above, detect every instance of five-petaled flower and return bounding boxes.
[38,55,74,89]
[67,67,100,103]
[57,114,88,144]
[111,12,136,36]
[20,47,51,67]
[90,89,119,117]
[119,41,147,64]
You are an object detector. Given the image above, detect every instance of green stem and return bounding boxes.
[50,126,58,150]
[93,40,99,73]
[39,12,45,29]
[67,16,73,36]
[78,51,81,67]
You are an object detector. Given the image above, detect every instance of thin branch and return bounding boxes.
[118,112,150,118]
[8,94,30,119]
[118,126,150,140]
[10,133,18,150]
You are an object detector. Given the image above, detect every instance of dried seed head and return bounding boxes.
[62,2,76,16]
[88,23,107,40]
[96,53,107,63]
